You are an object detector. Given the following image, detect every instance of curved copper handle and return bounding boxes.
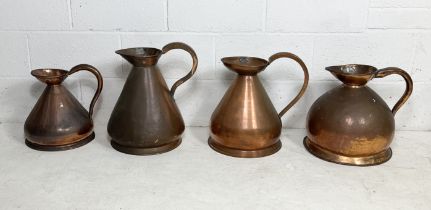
[268,52,309,118]
[375,67,413,115]
[68,64,104,119]
[162,42,198,97]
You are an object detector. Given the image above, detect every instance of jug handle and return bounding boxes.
[68,64,104,119]
[374,67,413,115]
[268,52,309,118]
[162,42,198,97]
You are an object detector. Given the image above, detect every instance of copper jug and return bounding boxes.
[304,64,413,166]
[209,52,309,158]
[108,42,198,155]
[24,64,103,151]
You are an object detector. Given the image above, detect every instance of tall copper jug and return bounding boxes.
[304,64,413,166]
[24,64,103,151]
[108,42,198,155]
[209,52,309,158]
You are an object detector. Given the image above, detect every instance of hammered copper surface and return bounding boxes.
[24,64,103,151]
[209,52,309,158]
[108,42,198,155]
[305,64,413,166]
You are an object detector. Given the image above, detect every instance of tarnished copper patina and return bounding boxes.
[305,64,413,166]
[108,42,198,155]
[209,52,309,158]
[24,64,103,151]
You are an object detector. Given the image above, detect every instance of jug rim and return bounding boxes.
[326,64,379,86]
[31,68,68,78]
[325,64,378,76]
[115,47,162,58]
[222,56,268,67]
[221,56,268,75]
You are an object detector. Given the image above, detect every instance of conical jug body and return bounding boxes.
[108,43,198,155]
[304,64,413,166]
[209,53,309,158]
[24,65,103,151]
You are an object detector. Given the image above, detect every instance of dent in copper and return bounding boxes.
[209,52,309,158]
[108,42,198,155]
[305,64,413,166]
[24,64,103,151]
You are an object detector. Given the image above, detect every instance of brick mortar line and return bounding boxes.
[369,7,431,10]
[25,34,32,70]
[263,0,268,32]
[212,36,216,79]
[2,31,431,36]
[67,0,74,29]
[165,0,169,31]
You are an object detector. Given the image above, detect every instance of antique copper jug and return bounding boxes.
[209,52,309,158]
[108,42,198,155]
[304,64,413,166]
[24,64,103,151]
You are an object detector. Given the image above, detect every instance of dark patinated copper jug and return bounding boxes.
[209,52,309,158]
[24,64,103,151]
[108,42,197,155]
[305,64,413,166]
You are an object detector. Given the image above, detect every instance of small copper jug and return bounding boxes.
[24,64,103,151]
[209,52,309,158]
[304,64,413,166]
[108,42,198,155]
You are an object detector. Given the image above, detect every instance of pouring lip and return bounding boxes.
[115,47,162,58]
[325,64,378,76]
[31,68,68,78]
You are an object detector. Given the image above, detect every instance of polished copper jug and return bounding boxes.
[24,64,103,151]
[209,52,309,158]
[108,42,198,155]
[305,64,413,166]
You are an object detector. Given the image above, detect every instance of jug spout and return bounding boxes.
[116,47,162,67]
[326,64,378,86]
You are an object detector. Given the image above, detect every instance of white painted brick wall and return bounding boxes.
[169,0,265,32]
[313,31,417,80]
[28,33,122,78]
[0,0,70,30]
[369,8,431,29]
[267,0,369,32]
[370,0,431,8]
[71,0,167,31]
[0,0,430,131]
[0,33,29,77]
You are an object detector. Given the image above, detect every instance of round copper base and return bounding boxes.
[303,137,392,166]
[208,137,281,158]
[25,132,95,151]
[110,139,181,156]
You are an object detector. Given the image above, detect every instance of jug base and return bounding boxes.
[25,132,95,151]
[110,139,181,155]
[208,137,281,158]
[303,137,392,166]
